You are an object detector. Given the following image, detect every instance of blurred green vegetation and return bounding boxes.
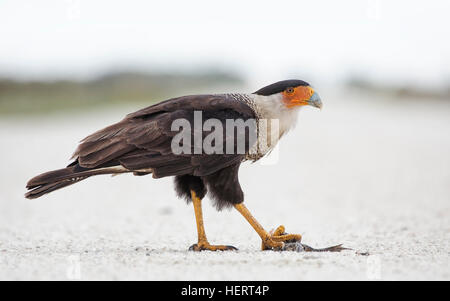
[0,70,244,115]
[346,76,450,101]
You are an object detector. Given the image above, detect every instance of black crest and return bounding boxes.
[253,79,310,96]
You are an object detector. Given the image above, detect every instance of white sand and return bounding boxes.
[0,91,449,280]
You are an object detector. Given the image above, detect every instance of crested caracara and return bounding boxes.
[25,79,325,251]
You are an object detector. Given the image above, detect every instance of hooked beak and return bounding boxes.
[308,92,322,109]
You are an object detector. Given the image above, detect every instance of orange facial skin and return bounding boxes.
[282,86,315,108]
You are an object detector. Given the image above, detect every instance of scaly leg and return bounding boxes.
[189,190,237,251]
[234,203,302,250]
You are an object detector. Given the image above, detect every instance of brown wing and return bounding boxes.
[71,94,256,178]
[125,94,254,119]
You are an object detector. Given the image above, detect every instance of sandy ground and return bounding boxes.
[0,91,449,280]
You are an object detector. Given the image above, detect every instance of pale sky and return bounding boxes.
[0,0,449,87]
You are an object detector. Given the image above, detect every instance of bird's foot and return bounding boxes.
[261,225,350,252]
[261,225,302,250]
[189,242,238,252]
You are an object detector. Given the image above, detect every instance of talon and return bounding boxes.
[233,204,303,252]
[271,225,286,236]
[273,233,302,243]
[261,236,285,251]
[189,244,199,251]
[262,225,302,250]
[189,243,238,252]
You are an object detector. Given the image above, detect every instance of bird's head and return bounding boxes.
[253,79,322,110]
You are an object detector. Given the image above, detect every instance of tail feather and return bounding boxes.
[25,165,132,199]
[25,177,87,199]
[26,165,80,189]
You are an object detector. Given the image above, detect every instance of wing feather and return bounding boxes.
[71,94,256,177]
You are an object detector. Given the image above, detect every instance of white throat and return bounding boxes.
[250,93,300,138]
[244,93,301,160]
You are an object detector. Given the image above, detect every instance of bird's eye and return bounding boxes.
[286,87,294,94]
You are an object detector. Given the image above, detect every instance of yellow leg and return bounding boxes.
[189,190,237,251]
[234,203,302,250]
